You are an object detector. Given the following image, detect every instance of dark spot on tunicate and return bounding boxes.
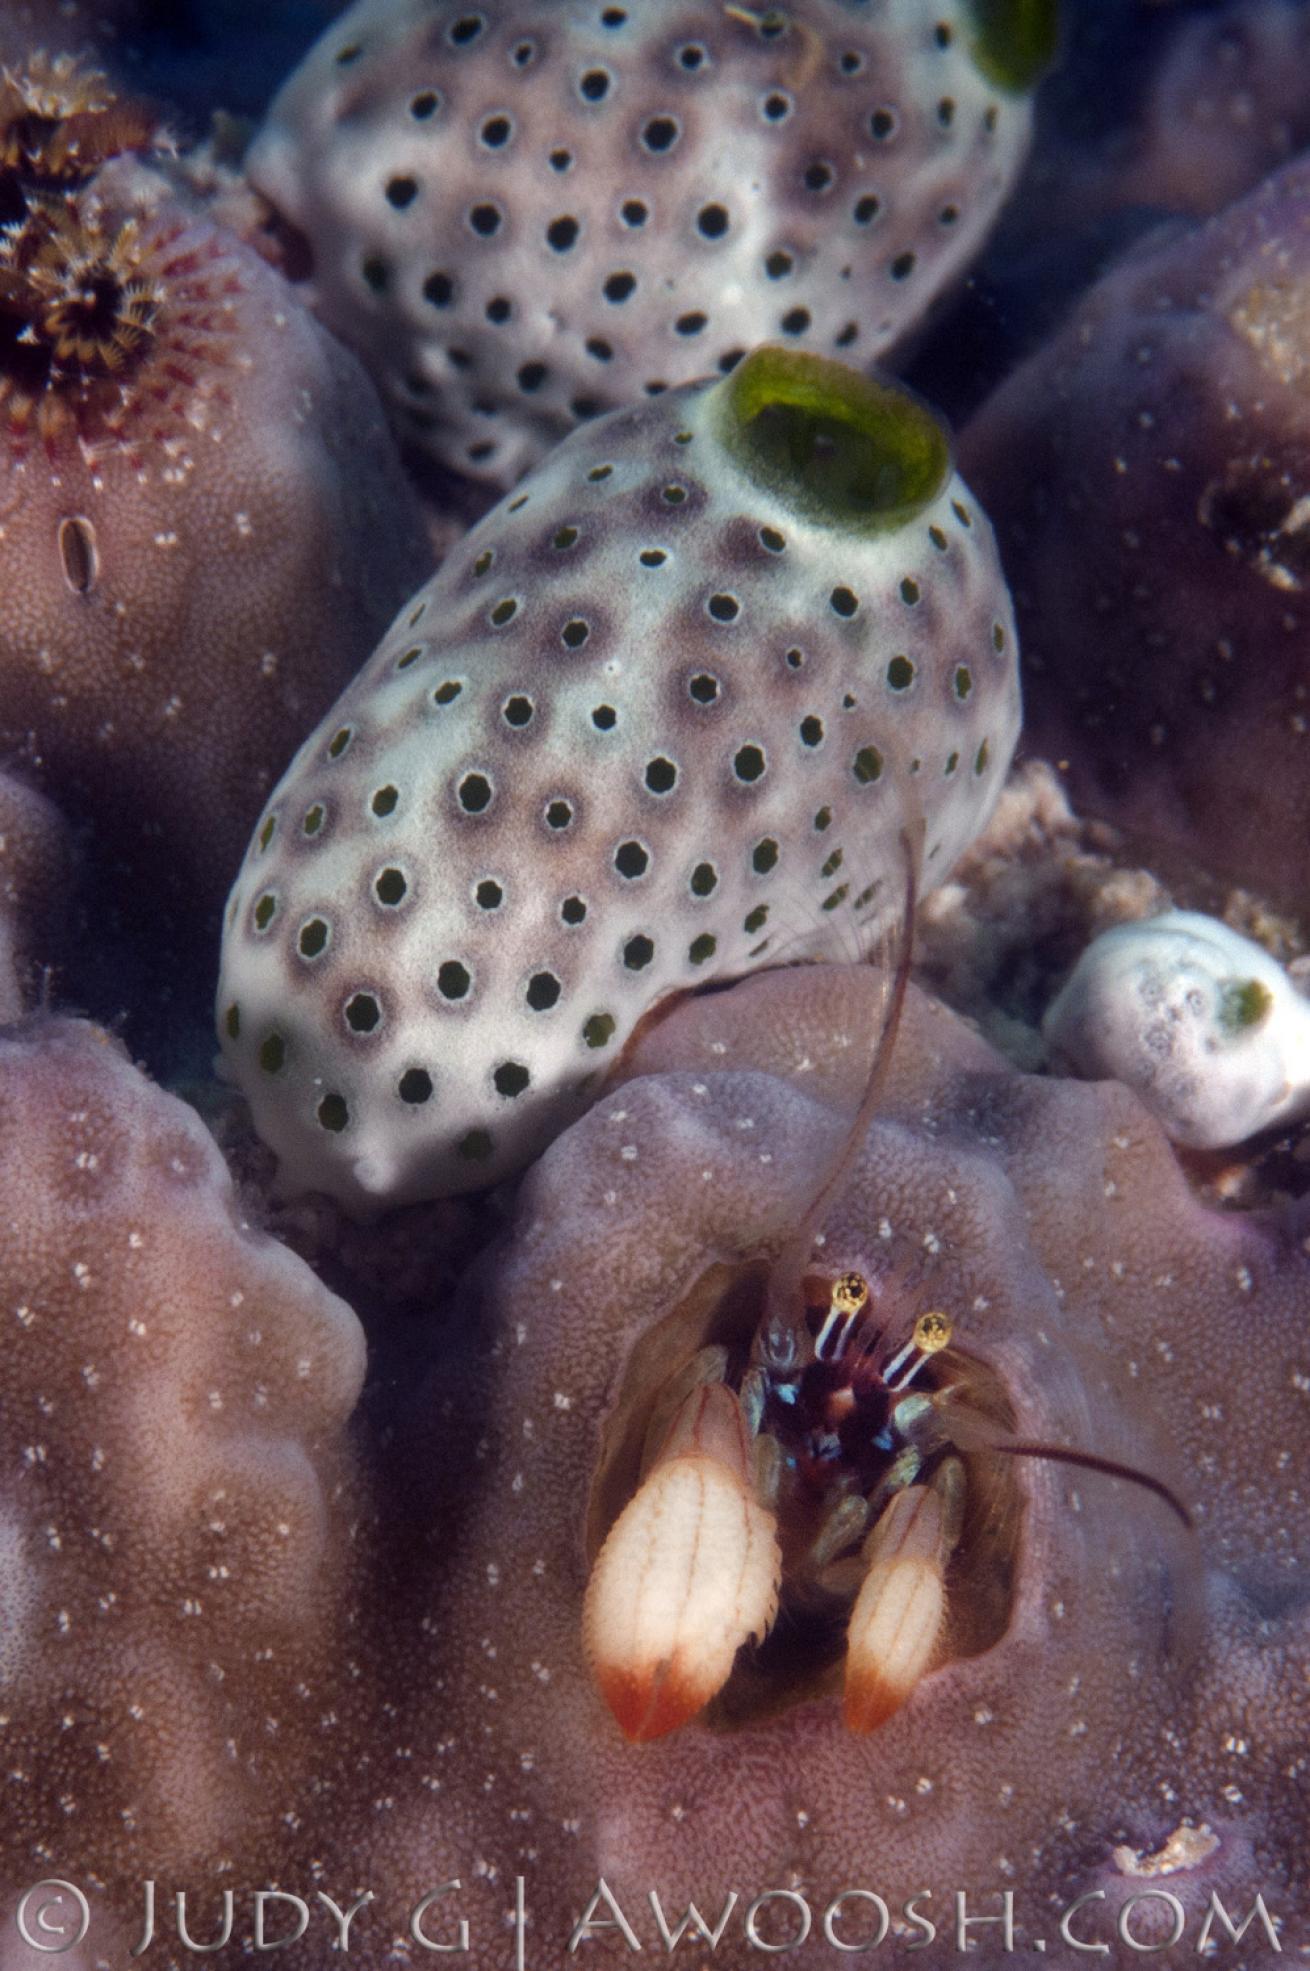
[676,311,708,336]
[955,665,973,700]
[586,336,614,362]
[503,694,534,728]
[601,6,627,24]
[854,882,880,910]
[800,715,824,747]
[561,894,587,924]
[433,680,463,705]
[479,114,512,149]
[938,97,955,126]
[780,306,811,335]
[835,321,858,347]
[743,905,768,934]
[476,878,503,910]
[553,525,579,550]
[58,515,97,594]
[853,194,880,225]
[785,647,804,669]
[588,464,614,483]
[759,526,785,553]
[624,934,655,970]
[459,773,492,813]
[438,960,471,1000]
[821,847,844,878]
[327,726,352,760]
[494,1060,531,1097]
[614,839,649,879]
[640,547,667,567]
[697,203,729,238]
[346,991,381,1032]
[335,42,362,64]
[804,160,834,192]
[299,918,329,959]
[224,1004,240,1039]
[975,739,991,775]
[399,1068,433,1104]
[935,21,952,47]
[814,806,832,831]
[901,577,920,605]
[584,1012,616,1048]
[580,67,611,100]
[678,42,707,70]
[662,483,687,504]
[765,250,794,279]
[302,804,325,836]
[592,703,617,729]
[993,622,1007,651]
[318,1094,349,1132]
[546,798,573,829]
[411,90,439,117]
[362,256,389,293]
[953,500,973,528]
[371,785,399,817]
[762,90,791,121]
[547,215,580,251]
[562,618,590,649]
[512,37,535,65]
[573,396,604,420]
[550,148,573,172]
[527,970,561,1010]
[645,756,677,794]
[870,108,896,139]
[645,379,668,396]
[449,13,484,44]
[929,525,948,551]
[853,745,883,784]
[752,837,779,873]
[984,105,999,133]
[891,252,916,281]
[469,203,502,237]
[490,598,518,629]
[840,49,863,73]
[945,751,959,776]
[604,270,636,302]
[708,592,739,622]
[457,1128,494,1162]
[386,175,419,209]
[888,656,915,690]
[257,816,276,853]
[690,861,717,897]
[822,883,849,912]
[375,867,407,907]
[689,672,719,704]
[397,646,423,671]
[423,270,454,306]
[830,586,859,617]
[517,362,548,393]
[642,116,680,152]
[688,933,716,965]
[259,1032,286,1073]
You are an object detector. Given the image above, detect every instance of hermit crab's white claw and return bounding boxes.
[1043,910,1310,1150]
[584,1381,781,1743]
[843,1477,951,1734]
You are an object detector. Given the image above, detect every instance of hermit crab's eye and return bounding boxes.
[831,1271,869,1317]
[913,1309,952,1353]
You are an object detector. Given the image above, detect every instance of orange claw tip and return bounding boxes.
[583,1449,780,1744]
[842,1486,947,1735]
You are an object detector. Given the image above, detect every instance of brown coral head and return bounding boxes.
[0,51,159,190]
[0,197,238,457]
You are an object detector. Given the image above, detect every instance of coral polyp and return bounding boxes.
[0,49,158,187]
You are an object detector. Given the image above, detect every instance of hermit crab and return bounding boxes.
[583,850,1192,1744]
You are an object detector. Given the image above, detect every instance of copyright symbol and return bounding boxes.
[15,1880,90,1953]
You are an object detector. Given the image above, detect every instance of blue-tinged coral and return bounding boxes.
[247,0,1052,484]
[217,345,1019,1209]
[961,152,1310,915]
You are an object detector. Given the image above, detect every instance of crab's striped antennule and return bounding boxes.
[248,0,1053,485]
[216,346,1020,1212]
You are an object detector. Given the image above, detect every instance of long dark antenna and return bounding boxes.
[989,1440,1193,1530]
[764,815,922,1333]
